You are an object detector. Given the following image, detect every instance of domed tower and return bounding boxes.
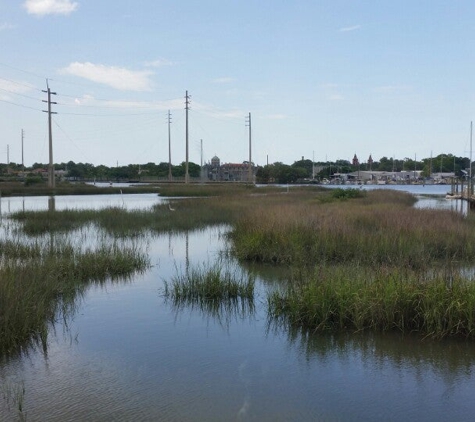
[211,156,220,168]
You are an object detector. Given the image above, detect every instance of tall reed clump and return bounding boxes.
[267,265,475,339]
[0,239,149,357]
[230,190,475,268]
[164,261,255,302]
[164,262,256,328]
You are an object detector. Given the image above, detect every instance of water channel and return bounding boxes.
[1,187,475,421]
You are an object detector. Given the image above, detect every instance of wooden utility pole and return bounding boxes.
[21,129,24,171]
[185,91,190,184]
[167,110,172,182]
[246,112,252,183]
[200,138,203,182]
[42,80,57,188]
[470,121,473,195]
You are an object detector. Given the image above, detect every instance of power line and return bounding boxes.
[59,110,161,117]
[0,98,42,111]
[0,87,43,102]
[0,76,42,92]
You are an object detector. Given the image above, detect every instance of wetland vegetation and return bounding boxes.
[3,184,475,362]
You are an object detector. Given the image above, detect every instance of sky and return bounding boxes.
[2,0,475,167]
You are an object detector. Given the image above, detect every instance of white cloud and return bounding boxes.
[69,94,182,111]
[339,25,361,32]
[24,0,79,16]
[0,81,29,101]
[328,94,344,101]
[0,78,34,94]
[0,22,16,30]
[61,62,154,91]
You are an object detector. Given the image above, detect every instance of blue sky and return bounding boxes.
[1,1,475,167]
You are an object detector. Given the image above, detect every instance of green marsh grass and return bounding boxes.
[164,261,255,328]
[268,264,475,339]
[0,181,161,197]
[7,187,475,340]
[11,199,240,237]
[0,238,149,357]
[230,189,475,268]
[164,261,255,301]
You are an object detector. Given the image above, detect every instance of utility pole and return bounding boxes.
[200,138,203,182]
[167,110,172,182]
[42,80,57,188]
[470,121,473,195]
[185,91,190,184]
[245,112,252,183]
[312,150,315,179]
[21,129,24,172]
[7,145,9,172]
[414,153,417,181]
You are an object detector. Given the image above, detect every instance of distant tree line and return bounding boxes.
[0,161,202,181]
[0,153,470,185]
[256,154,470,184]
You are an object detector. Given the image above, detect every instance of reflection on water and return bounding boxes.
[166,296,256,331]
[2,193,475,421]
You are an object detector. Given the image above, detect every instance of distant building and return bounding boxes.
[204,156,257,182]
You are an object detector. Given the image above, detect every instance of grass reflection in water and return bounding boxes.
[164,261,256,329]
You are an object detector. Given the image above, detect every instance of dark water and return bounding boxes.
[1,191,475,421]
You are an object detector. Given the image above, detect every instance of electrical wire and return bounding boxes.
[0,98,42,111]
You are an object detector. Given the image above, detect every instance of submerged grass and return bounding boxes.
[268,265,475,339]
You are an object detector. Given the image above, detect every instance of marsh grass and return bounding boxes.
[164,261,255,301]
[267,264,475,339]
[0,238,149,357]
[0,181,161,197]
[1,379,26,421]
[7,187,475,341]
[11,199,241,236]
[230,190,475,268]
[164,261,255,328]
[155,183,272,197]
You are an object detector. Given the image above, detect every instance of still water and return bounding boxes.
[1,188,475,421]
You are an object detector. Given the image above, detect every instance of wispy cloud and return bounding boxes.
[213,77,235,84]
[339,25,361,33]
[144,58,175,68]
[0,79,34,101]
[61,62,154,91]
[0,22,16,31]
[24,0,79,16]
[70,94,182,111]
[328,94,344,101]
